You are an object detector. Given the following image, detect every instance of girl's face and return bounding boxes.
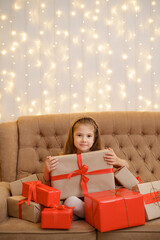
[73,123,95,153]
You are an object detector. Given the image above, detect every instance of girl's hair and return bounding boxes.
[62,117,102,154]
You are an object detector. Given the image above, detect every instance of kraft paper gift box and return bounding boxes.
[51,150,115,200]
[22,181,61,207]
[114,166,140,190]
[10,174,38,196]
[41,205,73,229]
[7,195,42,223]
[133,180,160,221]
[85,188,145,232]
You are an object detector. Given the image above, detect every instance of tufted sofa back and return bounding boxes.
[1,111,160,183]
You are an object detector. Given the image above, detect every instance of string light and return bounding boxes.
[0,0,160,122]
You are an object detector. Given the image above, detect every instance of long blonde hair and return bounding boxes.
[62,117,102,154]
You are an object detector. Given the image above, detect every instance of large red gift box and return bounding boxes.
[22,181,60,207]
[41,205,73,229]
[85,188,145,232]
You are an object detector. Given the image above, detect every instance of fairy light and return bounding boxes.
[1,15,7,20]
[0,0,160,122]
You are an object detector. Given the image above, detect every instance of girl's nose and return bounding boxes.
[82,136,87,142]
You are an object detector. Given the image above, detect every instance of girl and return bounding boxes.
[44,117,129,219]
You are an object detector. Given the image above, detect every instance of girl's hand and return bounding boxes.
[104,148,129,168]
[45,156,59,173]
[104,148,120,166]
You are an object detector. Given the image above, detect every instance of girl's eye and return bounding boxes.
[88,135,92,138]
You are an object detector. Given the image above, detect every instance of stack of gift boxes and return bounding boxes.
[8,149,160,232]
[8,175,73,229]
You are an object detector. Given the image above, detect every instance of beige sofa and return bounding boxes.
[0,111,160,240]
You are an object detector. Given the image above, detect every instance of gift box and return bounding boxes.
[7,195,42,223]
[114,166,140,190]
[51,150,115,200]
[41,205,73,229]
[85,188,145,232]
[22,181,61,207]
[133,180,160,220]
[10,174,38,196]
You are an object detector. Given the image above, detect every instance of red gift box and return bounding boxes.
[85,188,145,232]
[41,205,73,229]
[22,181,60,207]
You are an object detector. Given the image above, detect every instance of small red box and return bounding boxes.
[41,206,73,229]
[85,188,145,232]
[22,181,60,207]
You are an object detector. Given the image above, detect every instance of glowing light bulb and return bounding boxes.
[84,12,90,18]
[135,6,140,12]
[139,96,143,100]
[16,97,21,102]
[29,108,33,113]
[71,11,76,16]
[28,49,33,54]
[1,50,7,55]
[98,45,103,51]
[51,63,56,69]
[77,61,83,68]
[11,31,17,36]
[154,104,158,109]
[146,64,151,70]
[148,18,154,23]
[107,69,112,75]
[41,3,46,8]
[56,10,62,17]
[14,3,21,10]
[21,32,27,41]
[147,55,152,60]
[2,70,7,75]
[122,5,128,11]
[93,33,98,39]
[43,90,48,95]
[122,54,128,60]
[98,89,103,94]
[1,15,7,20]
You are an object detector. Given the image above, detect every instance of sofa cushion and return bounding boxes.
[97,218,160,240]
[0,218,96,240]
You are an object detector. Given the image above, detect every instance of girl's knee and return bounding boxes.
[64,196,85,219]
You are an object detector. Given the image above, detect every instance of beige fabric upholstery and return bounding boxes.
[0,218,96,240]
[0,182,10,223]
[14,112,160,182]
[0,121,18,181]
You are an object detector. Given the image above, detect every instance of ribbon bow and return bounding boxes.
[68,164,89,195]
[26,180,41,205]
[143,185,160,206]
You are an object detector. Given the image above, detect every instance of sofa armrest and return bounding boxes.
[0,121,18,182]
[0,182,11,223]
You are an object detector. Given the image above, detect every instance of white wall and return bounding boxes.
[0,0,160,122]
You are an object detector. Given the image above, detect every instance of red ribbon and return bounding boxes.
[26,180,42,205]
[136,177,143,184]
[143,190,160,205]
[16,199,28,219]
[51,153,113,195]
